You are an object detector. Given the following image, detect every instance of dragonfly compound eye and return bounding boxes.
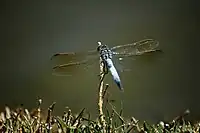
[97,41,102,51]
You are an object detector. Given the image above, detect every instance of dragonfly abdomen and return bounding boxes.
[106,59,123,91]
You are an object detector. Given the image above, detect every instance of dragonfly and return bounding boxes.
[51,38,162,91]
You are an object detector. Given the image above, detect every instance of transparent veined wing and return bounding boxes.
[51,50,99,76]
[111,38,162,57]
[110,38,163,73]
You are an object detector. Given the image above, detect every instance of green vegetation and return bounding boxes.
[0,99,199,133]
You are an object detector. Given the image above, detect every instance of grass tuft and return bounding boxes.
[0,100,200,132]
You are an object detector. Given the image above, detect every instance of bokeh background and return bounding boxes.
[1,0,199,123]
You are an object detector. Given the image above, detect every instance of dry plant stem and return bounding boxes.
[37,99,42,133]
[46,102,56,133]
[37,99,42,124]
[98,59,106,131]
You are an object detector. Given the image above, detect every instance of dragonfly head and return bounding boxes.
[97,41,102,46]
[97,41,103,51]
[97,41,108,52]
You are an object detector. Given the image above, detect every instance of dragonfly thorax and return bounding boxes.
[97,42,112,61]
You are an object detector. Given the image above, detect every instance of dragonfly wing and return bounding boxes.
[111,38,161,57]
[51,50,98,63]
[111,38,163,73]
[52,61,88,76]
[51,50,99,76]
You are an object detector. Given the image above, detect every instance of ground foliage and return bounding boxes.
[0,99,199,133]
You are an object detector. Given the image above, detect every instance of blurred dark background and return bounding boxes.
[0,0,199,123]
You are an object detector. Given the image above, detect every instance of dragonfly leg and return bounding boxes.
[103,62,109,74]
